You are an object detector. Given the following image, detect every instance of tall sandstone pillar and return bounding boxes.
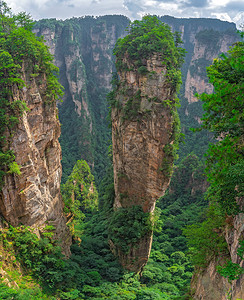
[110,16,184,272]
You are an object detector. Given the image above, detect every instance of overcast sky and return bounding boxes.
[5,0,244,28]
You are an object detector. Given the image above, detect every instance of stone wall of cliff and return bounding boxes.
[110,55,177,272]
[160,16,239,159]
[0,62,71,256]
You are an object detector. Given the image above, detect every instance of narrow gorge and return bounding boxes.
[0,5,242,299]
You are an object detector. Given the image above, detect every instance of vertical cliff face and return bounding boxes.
[33,16,130,182]
[160,16,239,159]
[109,17,184,272]
[184,30,237,104]
[110,57,177,271]
[112,54,176,213]
[0,63,71,256]
[160,17,238,105]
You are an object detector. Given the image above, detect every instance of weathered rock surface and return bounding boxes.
[184,33,237,105]
[111,53,178,271]
[0,64,71,255]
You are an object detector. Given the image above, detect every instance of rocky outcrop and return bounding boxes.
[112,54,176,212]
[111,48,179,271]
[160,16,238,105]
[0,63,71,256]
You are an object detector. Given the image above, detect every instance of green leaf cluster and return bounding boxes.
[183,204,227,267]
[108,205,153,254]
[0,282,54,300]
[0,226,65,290]
[216,240,244,284]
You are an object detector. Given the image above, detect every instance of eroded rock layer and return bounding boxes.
[0,64,71,256]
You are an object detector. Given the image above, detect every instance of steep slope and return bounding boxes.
[0,14,71,255]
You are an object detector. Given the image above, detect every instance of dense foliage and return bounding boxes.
[61,160,98,238]
[184,34,244,294]
[33,14,237,186]
[0,151,207,299]
[108,206,153,254]
[114,15,185,91]
[198,36,244,215]
[1,4,241,299]
[34,15,130,185]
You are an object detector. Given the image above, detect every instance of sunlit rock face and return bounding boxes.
[0,63,71,256]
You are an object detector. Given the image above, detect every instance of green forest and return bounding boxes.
[0,2,243,300]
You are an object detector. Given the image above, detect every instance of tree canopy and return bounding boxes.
[114,15,185,91]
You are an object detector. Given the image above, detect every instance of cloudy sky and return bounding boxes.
[5,0,244,27]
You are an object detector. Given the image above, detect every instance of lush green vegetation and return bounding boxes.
[62,159,98,238]
[32,14,238,186]
[0,153,206,299]
[108,206,153,254]
[197,35,244,215]
[1,4,242,299]
[34,15,130,185]
[184,34,244,294]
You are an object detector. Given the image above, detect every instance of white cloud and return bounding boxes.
[158,3,179,11]
[144,0,157,6]
[233,11,244,29]
[209,0,230,8]
[211,12,232,22]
